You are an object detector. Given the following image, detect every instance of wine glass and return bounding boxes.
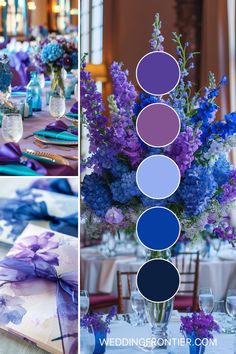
[1,113,23,143]
[80,290,89,318]
[131,290,146,326]
[199,287,214,313]
[49,95,66,120]
[226,289,236,331]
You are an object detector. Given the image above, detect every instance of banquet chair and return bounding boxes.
[89,293,118,312]
[117,271,137,313]
[172,252,200,312]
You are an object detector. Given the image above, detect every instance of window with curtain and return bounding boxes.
[6,0,25,35]
[80,0,105,160]
[56,0,71,33]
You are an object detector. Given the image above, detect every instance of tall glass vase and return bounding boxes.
[51,67,65,96]
[145,250,173,352]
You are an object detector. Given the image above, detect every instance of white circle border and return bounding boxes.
[136,155,181,200]
[136,206,181,252]
[136,258,181,303]
[135,51,181,96]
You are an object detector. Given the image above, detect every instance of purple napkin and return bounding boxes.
[0,143,46,175]
[70,102,78,114]
[45,121,78,136]
[12,86,26,92]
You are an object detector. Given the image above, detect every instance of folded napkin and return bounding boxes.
[34,121,78,142]
[65,102,78,119]
[0,143,46,175]
[11,85,26,92]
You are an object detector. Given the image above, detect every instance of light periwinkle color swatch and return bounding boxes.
[136,155,180,199]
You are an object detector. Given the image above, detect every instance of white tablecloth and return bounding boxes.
[80,246,236,300]
[105,320,234,353]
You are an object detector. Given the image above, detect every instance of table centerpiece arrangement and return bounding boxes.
[81,13,236,350]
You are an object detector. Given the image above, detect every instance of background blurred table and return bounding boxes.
[81,245,236,300]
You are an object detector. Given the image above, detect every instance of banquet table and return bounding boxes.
[0,87,78,176]
[104,319,234,353]
[80,245,236,301]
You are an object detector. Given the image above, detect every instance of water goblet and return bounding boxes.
[80,290,89,318]
[38,73,45,89]
[131,290,146,326]
[226,289,236,332]
[49,94,66,120]
[1,113,23,143]
[199,287,214,314]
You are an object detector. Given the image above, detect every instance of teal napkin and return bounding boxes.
[65,112,78,119]
[0,164,43,176]
[33,129,78,142]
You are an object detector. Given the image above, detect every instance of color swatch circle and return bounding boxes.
[137,259,180,302]
[136,51,180,95]
[136,207,180,251]
[136,155,180,199]
[136,103,180,147]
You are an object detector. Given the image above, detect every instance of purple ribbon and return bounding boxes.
[45,121,78,136]
[70,102,78,114]
[0,256,78,354]
[0,143,47,175]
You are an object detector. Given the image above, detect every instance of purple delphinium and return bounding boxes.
[149,13,164,51]
[213,217,236,244]
[81,306,117,334]
[0,295,26,325]
[9,232,59,266]
[180,312,220,339]
[166,126,202,176]
[218,170,236,204]
[105,207,124,224]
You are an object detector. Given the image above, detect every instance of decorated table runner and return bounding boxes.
[0,93,78,176]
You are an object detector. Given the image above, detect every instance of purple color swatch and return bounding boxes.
[136,155,180,199]
[136,52,180,95]
[136,103,180,147]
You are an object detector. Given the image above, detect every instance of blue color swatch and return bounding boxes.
[136,207,180,251]
[136,155,180,199]
[137,259,180,302]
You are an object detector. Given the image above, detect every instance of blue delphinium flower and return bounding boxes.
[133,92,159,116]
[212,154,232,186]
[81,173,112,217]
[0,295,26,325]
[41,43,64,63]
[111,171,141,203]
[178,165,217,216]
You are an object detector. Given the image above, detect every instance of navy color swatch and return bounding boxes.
[137,259,180,302]
[136,207,180,251]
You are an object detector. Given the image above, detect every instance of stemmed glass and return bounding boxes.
[130,290,146,326]
[80,290,89,318]
[1,113,23,143]
[37,73,45,89]
[226,289,236,332]
[199,287,214,313]
[49,95,66,120]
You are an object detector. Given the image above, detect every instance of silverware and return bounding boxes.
[23,134,34,139]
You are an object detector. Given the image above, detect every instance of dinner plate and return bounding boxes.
[34,135,78,146]
[64,114,78,126]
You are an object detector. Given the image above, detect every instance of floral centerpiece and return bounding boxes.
[81,306,117,354]
[81,13,236,246]
[35,37,78,95]
[180,312,220,354]
[0,55,12,99]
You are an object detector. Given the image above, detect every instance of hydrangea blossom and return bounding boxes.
[41,43,64,63]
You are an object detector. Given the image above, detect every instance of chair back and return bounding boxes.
[172,251,200,311]
[117,271,137,313]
